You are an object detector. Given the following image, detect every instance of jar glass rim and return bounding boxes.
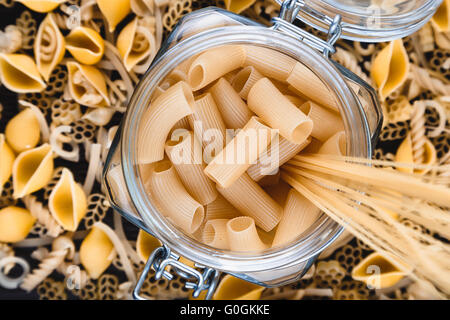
[121,26,372,273]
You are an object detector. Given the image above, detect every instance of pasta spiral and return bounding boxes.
[0,242,15,274]
[410,65,450,96]
[333,47,371,84]
[23,195,63,237]
[410,102,427,164]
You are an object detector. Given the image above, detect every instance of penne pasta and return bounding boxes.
[145,159,204,234]
[272,189,321,247]
[165,130,218,205]
[226,216,267,251]
[209,77,254,129]
[247,78,313,144]
[205,195,241,220]
[202,219,229,249]
[138,81,195,164]
[217,173,282,232]
[318,131,346,155]
[188,45,246,90]
[231,66,263,100]
[204,116,277,188]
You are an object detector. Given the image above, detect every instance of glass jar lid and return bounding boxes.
[275,0,443,42]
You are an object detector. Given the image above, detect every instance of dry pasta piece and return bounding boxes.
[188,45,246,90]
[263,179,291,206]
[130,0,154,16]
[216,173,282,232]
[209,77,253,129]
[224,0,256,14]
[352,252,412,289]
[202,219,229,249]
[15,0,66,12]
[80,226,116,279]
[213,274,264,300]
[34,13,65,82]
[226,216,267,251]
[371,39,410,100]
[0,53,46,93]
[0,134,15,194]
[205,195,240,220]
[136,229,161,262]
[431,0,450,32]
[247,78,313,144]
[138,81,195,164]
[272,189,321,247]
[165,130,218,205]
[0,206,36,243]
[231,66,263,100]
[12,143,53,199]
[5,108,40,153]
[243,45,296,81]
[204,116,277,188]
[97,0,131,32]
[48,168,87,232]
[65,26,105,65]
[395,134,437,174]
[145,159,204,234]
[317,131,346,155]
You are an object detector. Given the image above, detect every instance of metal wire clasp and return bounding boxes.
[272,0,342,57]
[133,245,221,300]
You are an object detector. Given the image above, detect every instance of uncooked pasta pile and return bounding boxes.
[0,0,449,300]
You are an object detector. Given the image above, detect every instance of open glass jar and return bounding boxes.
[103,0,442,299]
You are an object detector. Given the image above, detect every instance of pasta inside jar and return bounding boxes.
[138,44,345,253]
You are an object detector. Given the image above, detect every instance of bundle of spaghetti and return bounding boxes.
[281,154,450,297]
[22,195,63,238]
[409,65,450,97]
[333,47,371,84]
[410,101,427,164]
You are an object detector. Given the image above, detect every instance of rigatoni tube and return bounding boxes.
[203,219,230,249]
[227,216,267,252]
[231,66,263,100]
[298,101,343,142]
[205,195,241,220]
[318,131,346,155]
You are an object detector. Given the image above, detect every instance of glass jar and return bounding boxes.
[103,0,442,299]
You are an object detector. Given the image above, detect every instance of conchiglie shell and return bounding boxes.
[0,206,36,243]
[352,252,412,289]
[0,53,46,93]
[80,226,115,279]
[48,168,87,232]
[34,13,65,82]
[12,143,53,199]
[213,274,264,300]
[431,0,450,32]
[5,108,40,153]
[0,134,15,194]
[15,0,66,13]
[97,0,131,32]
[81,107,115,126]
[395,134,436,174]
[67,61,110,107]
[136,229,161,262]
[65,27,105,65]
[371,39,409,100]
[224,0,256,14]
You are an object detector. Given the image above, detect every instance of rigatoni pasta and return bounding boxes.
[231,66,263,100]
[202,219,230,249]
[205,195,241,220]
[226,216,267,252]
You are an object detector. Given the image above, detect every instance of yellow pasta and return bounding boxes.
[247,78,313,144]
[431,0,450,32]
[371,39,410,100]
[97,0,131,32]
[138,81,195,164]
[34,13,65,82]
[209,77,254,129]
[145,159,204,234]
[231,66,263,100]
[188,45,246,90]
[48,168,87,232]
[130,0,154,16]
[5,108,40,153]
[65,26,105,65]
[80,226,115,279]
[136,229,161,262]
[243,45,296,81]
[226,216,267,251]
[165,130,218,205]
[285,94,307,108]
[204,116,277,188]
[0,53,46,93]
[202,219,229,249]
[15,0,66,13]
[205,195,240,220]
[272,189,321,247]
[67,61,110,108]
[12,143,53,199]
[216,173,282,232]
[212,274,264,300]
[0,134,15,194]
[395,134,437,174]
[318,131,346,155]
[224,0,256,14]
[0,206,36,243]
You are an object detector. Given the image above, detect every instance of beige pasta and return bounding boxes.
[263,179,292,207]
[138,81,195,164]
[165,130,218,205]
[298,101,343,142]
[204,116,277,188]
[247,78,313,144]
[217,173,282,232]
[318,131,346,155]
[226,216,267,252]
[209,78,253,129]
[202,219,229,249]
[243,45,296,81]
[145,159,204,234]
[231,66,263,100]
[205,195,241,220]
[188,45,246,90]
[287,62,338,112]
[272,189,321,247]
